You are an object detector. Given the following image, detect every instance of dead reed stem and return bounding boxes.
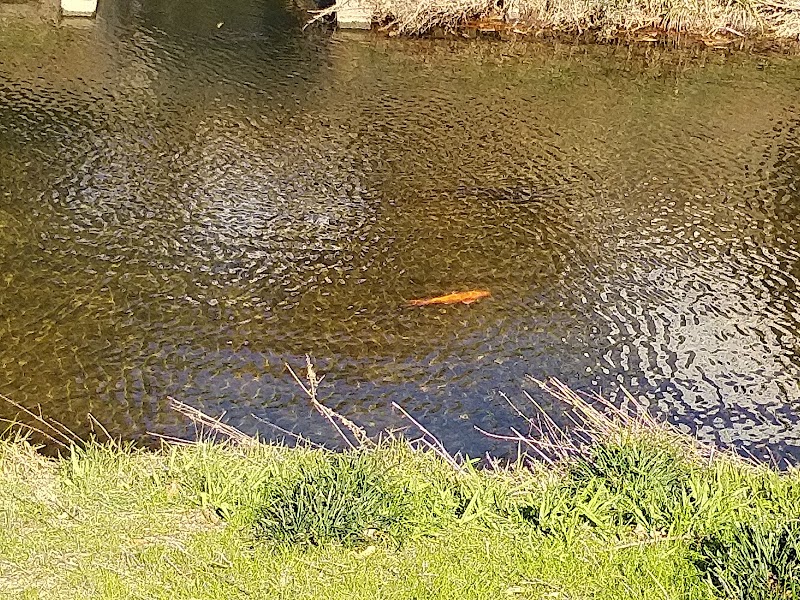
[391,401,463,470]
[251,414,326,450]
[286,356,371,449]
[165,397,259,447]
[491,376,731,467]
[0,392,80,449]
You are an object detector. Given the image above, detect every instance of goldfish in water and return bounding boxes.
[407,289,491,307]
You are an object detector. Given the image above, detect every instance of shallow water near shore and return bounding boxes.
[2,0,800,461]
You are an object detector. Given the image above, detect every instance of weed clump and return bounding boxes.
[695,521,800,600]
[568,437,688,530]
[251,453,410,546]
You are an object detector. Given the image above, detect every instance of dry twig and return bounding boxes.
[166,397,258,446]
[0,392,81,448]
[286,356,371,450]
[391,401,462,470]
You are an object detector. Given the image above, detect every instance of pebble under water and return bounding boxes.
[2,1,800,463]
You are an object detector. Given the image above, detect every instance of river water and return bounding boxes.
[2,0,800,461]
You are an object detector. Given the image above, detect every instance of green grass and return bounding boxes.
[1,433,800,599]
[696,521,800,599]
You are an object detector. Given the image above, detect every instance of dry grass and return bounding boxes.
[314,0,800,39]
[165,356,468,470]
[515,0,767,37]
[373,0,500,32]
[495,377,720,466]
[165,359,756,478]
[760,0,800,37]
[310,0,500,32]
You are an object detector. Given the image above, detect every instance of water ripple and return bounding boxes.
[2,12,800,460]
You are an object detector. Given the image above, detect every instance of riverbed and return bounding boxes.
[2,0,800,461]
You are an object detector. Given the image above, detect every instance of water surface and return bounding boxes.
[2,3,800,461]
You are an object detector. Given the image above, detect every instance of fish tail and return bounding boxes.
[408,298,440,306]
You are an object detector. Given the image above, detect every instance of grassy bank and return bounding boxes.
[3,406,800,598]
[322,0,800,42]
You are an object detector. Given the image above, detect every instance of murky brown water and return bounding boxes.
[2,1,800,461]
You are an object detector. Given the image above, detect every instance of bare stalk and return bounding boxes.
[88,413,117,447]
[166,397,258,447]
[0,392,80,448]
[391,401,462,471]
[251,414,326,450]
[286,356,371,449]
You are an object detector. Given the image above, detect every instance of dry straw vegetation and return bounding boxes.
[2,362,800,599]
[318,0,800,39]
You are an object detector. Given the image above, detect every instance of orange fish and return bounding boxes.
[407,289,491,307]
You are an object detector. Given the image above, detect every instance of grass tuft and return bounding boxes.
[696,521,800,600]
[250,452,410,546]
[568,436,688,530]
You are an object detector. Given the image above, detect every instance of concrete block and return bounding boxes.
[336,0,371,29]
[60,0,96,17]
